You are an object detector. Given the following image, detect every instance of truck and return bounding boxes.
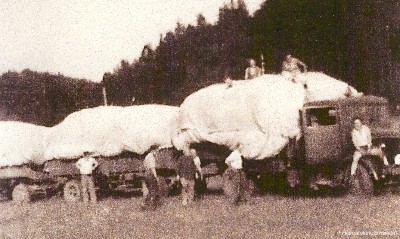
[1,95,398,202]
[193,95,400,196]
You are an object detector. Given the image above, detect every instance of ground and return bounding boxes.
[0,183,399,239]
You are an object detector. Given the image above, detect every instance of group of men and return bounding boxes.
[73,145,248,209]
[140,147,248,210]
[245,54,307,82]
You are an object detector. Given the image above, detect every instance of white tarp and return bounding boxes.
[44,105,179,160]
[0,121,48,167]
[173,72,362,160]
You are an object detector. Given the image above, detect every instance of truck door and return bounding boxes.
[302,107,341,164]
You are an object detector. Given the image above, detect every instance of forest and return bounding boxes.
[1,0,399,126]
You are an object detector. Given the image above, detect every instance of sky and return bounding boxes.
[0,0,265,82]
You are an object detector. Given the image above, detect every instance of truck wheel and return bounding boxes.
[63,180,81,202]
[12,183,31,203]
[348,165,374,196]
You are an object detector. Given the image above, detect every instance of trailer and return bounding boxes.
[44,149,179,202]
[0,165,62,203]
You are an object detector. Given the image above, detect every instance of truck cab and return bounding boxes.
[299,95,393,194]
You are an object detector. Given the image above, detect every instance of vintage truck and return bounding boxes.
[1,95,399,202]
[194,95,400,196]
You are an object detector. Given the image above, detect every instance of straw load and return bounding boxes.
[173,72,362,159]
[44,105,179,160]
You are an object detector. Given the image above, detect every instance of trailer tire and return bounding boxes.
[63,180,81,202]
[348,165,374,196]
[12,183,31,203]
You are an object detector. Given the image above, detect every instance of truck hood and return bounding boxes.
[371,116,400,138]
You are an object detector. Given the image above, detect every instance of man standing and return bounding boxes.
[351,118,386,176]
[224,148,247,205]
[282,54,307,83]
[244,59,261,80]
[141,148,160,210]
[177,148,202,206]
[75,152,99,203]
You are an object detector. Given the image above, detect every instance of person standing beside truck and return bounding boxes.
[141,148,160,210]
[75,151,99,203]
[351,118,387,176]
[176,148,202,206]
[224,148,247,205]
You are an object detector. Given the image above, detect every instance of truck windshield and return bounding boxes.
[307,107,337,127]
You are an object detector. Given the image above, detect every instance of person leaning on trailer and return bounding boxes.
[75,151,99,203]
[224,147,247,206]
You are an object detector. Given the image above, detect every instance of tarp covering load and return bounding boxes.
[173,72,362,160]
[44,105,179,160]
[0,121,48,167]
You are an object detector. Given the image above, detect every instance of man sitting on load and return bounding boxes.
[282,54,307,83]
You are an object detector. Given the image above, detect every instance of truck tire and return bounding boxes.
[63,180,81,202]
[348,165,374,196]
[12,183,31,203]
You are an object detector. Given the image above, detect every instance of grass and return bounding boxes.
[0,191,399,239]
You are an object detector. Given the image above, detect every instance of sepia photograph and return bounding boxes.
[0,0,399,238]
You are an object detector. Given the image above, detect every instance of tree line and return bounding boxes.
[0,70,102,126]
[1,0,399,126]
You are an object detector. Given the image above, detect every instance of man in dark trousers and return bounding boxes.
[141,148,160,210]
[75,151,99,203]
[177,148,202,206]
[224,148,247,205]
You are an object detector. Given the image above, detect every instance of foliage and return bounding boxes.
[1,0,399,125]
[0,70,102,126]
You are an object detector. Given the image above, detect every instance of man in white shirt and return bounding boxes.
[245,59,262,80]
[141,148,160,210]
[351,118,386,176]
[224,148,247,205]
[75,151,99,203]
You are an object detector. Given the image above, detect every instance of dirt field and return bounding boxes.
[0,188,399,239]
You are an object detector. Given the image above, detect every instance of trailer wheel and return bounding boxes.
[12,183,31,203]
[348,165,374,196]
[63,180,81,202]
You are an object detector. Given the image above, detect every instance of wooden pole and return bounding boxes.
[260,54,265,75]
[102,85,108,106]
